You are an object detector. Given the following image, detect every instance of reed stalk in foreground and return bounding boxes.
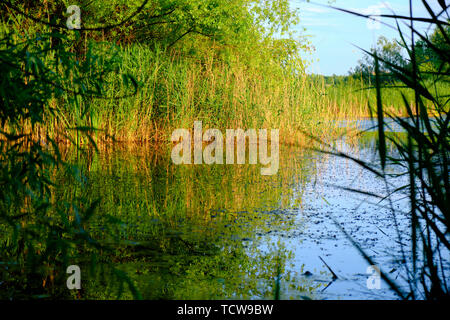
[316,0,449,299]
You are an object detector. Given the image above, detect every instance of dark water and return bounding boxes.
[55,129,420,300]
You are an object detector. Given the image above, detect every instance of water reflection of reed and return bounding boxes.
[49,142,320,299]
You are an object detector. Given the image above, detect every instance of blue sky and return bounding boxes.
[291,0,443,75]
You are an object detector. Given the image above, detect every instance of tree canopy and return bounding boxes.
[349,22,450,82]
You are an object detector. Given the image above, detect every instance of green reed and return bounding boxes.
[322,0,449,300]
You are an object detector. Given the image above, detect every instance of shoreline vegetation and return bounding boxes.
[2,2,444,148]
[5,42,445,147]
[0,0,448,300]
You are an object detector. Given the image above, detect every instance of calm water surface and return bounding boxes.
[58,125,418,300]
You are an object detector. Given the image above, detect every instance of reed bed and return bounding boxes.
[8,43,405,147]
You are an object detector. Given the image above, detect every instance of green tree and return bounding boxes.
[350,36,407,83]
[415,22,450,74]
[0,1,141,299]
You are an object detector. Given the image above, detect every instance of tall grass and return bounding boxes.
[31,42,447,147]
[38,43,332,144]
[30,43,398,146]
[7,26,441,146]
[323,76,449,118]
[320,0,449,299]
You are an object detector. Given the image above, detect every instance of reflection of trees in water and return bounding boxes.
[51,144,319,299]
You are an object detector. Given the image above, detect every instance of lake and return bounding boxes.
[56,121,418,299]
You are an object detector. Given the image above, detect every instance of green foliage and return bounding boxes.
[0,0,315,299]
[349,36,407,83]
[334,1,449,300]
[3,0,309,74]
[0,4,140,299]
[350,21,450,85]
[415,21,450,73]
